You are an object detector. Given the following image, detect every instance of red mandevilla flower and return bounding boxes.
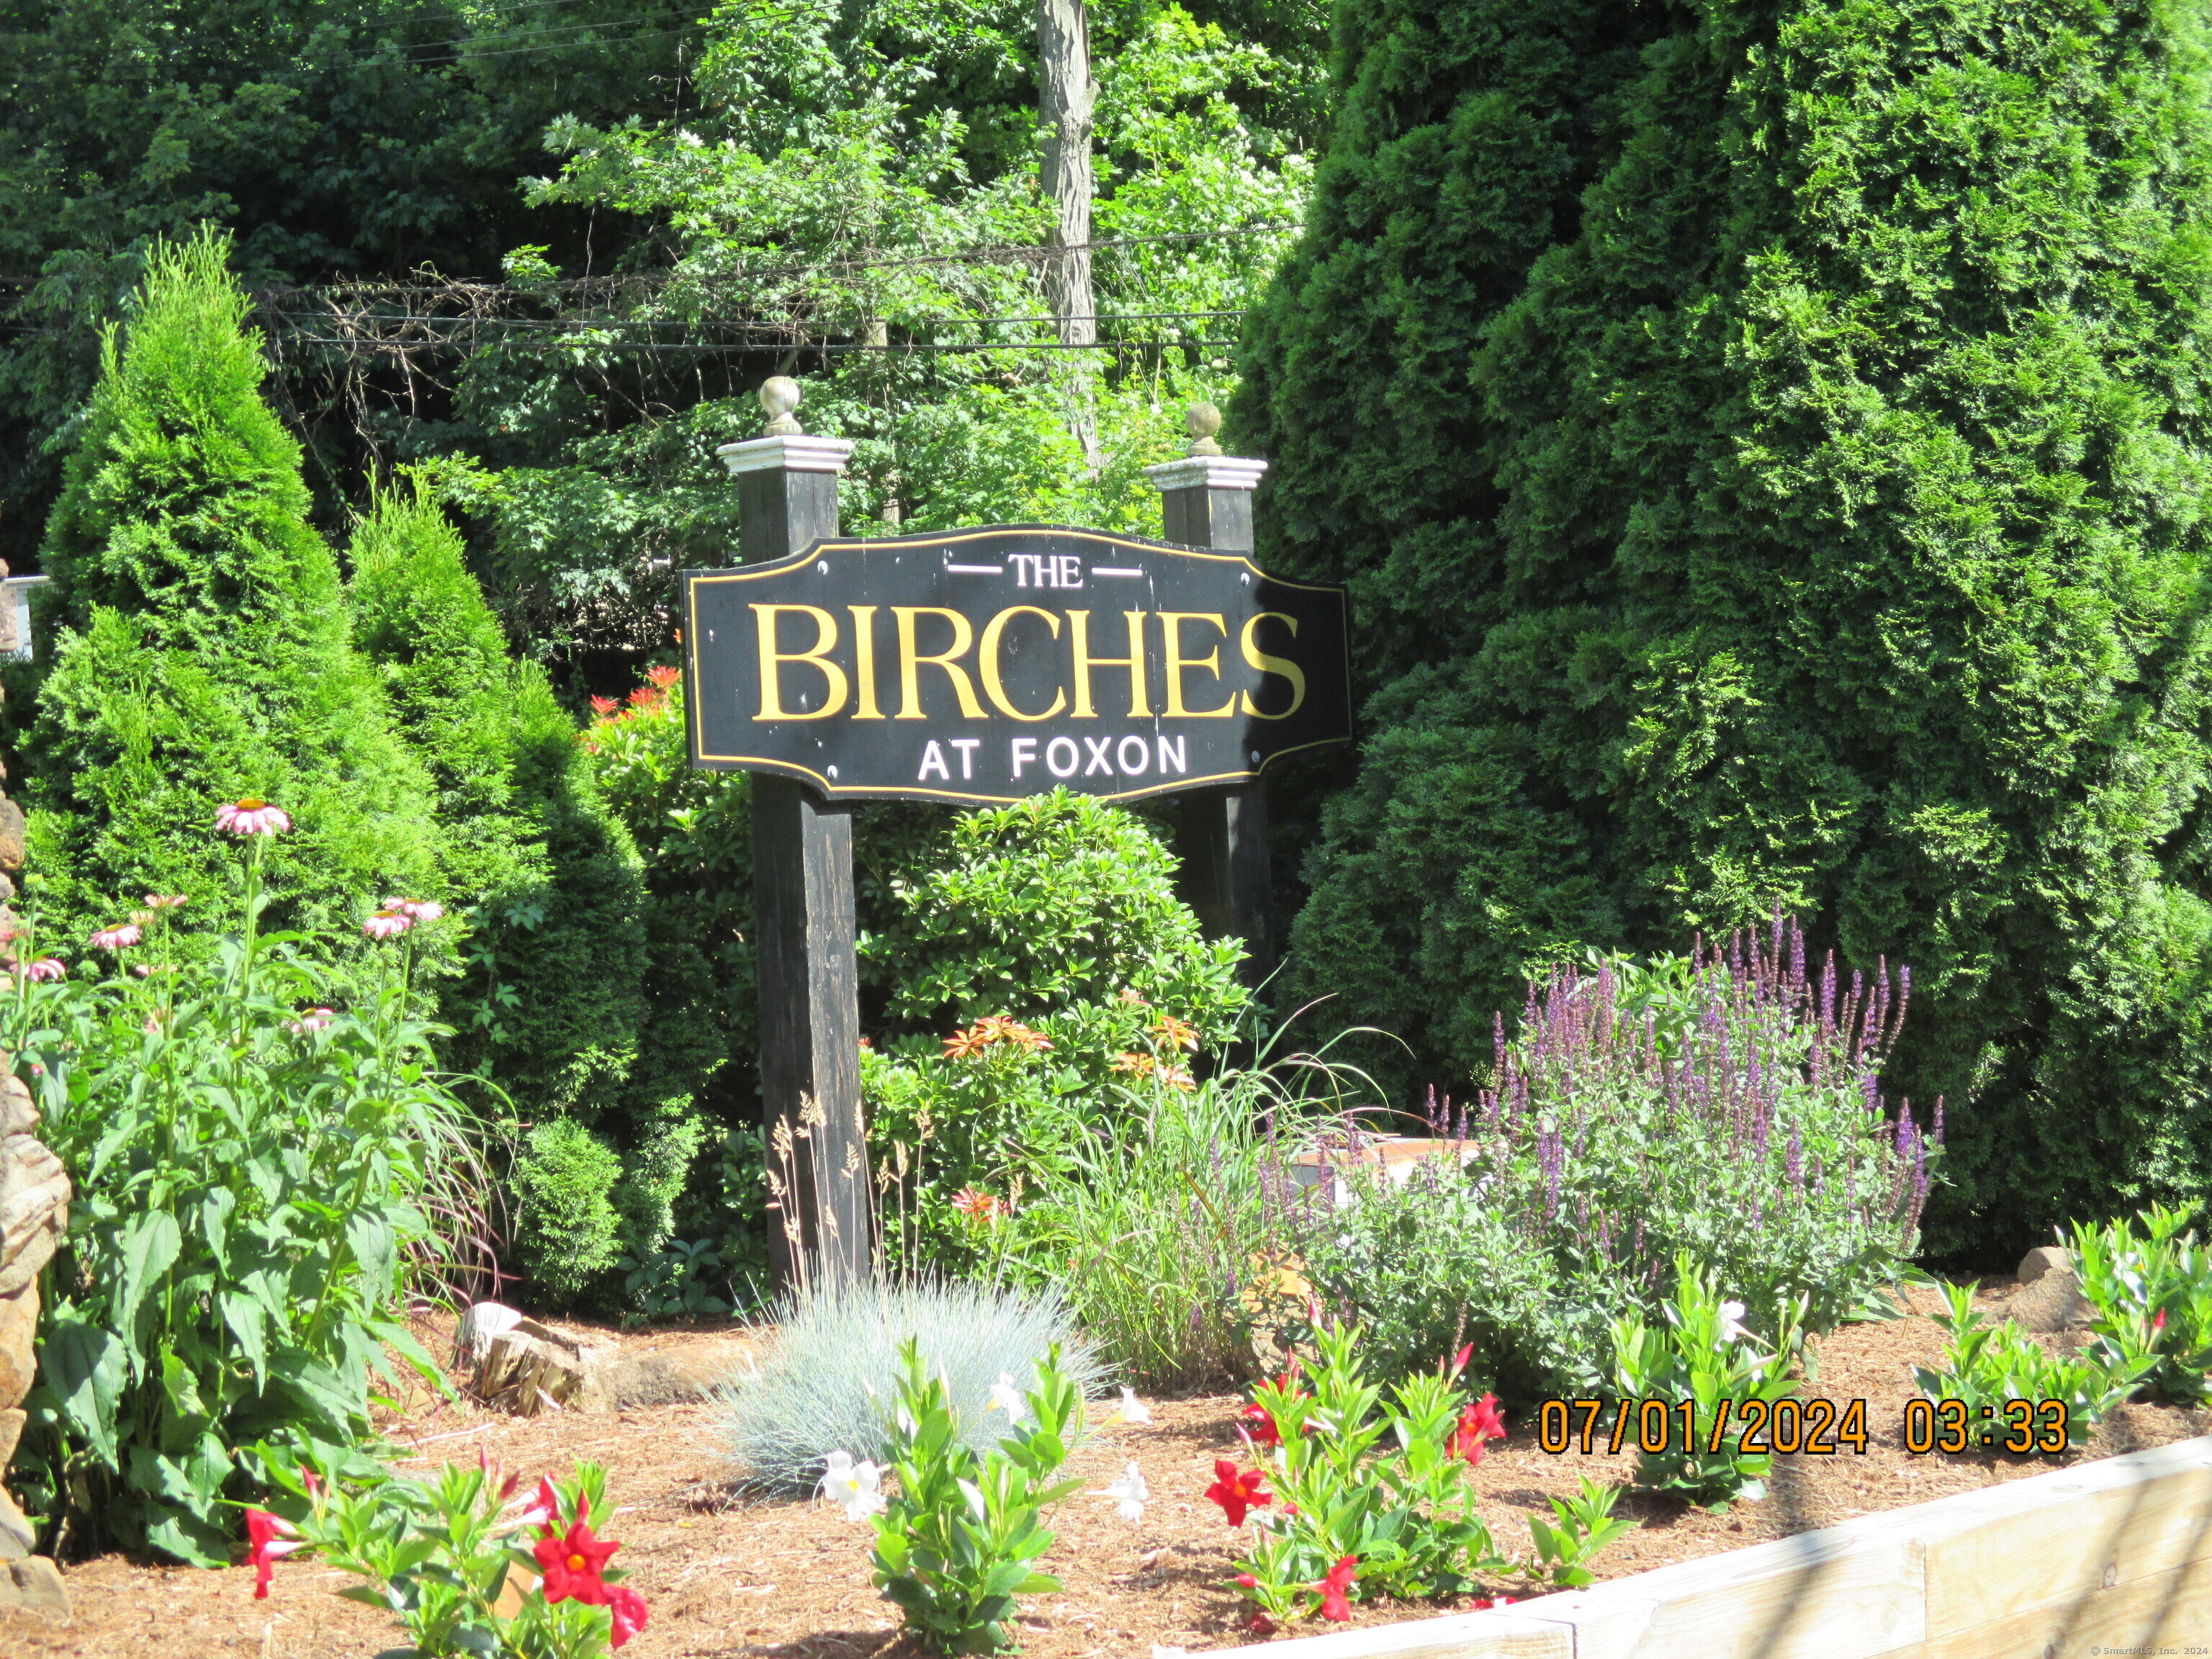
[1318,1555,1358,1622]
[534,1513,620,1606]
[244,1508,303,1599]
[1234,1574,1258,1591]
[2154,1309,2169,1334]
[1238,1401,1281,1447]
[608,1583,649,1648]
[1449,1392,1507,1465]
[1205,1459,1272,1527]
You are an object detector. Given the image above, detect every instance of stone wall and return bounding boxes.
[0,1065,67,1562]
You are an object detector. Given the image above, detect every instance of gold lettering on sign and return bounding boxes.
[893,607,988,719]
[848,605,885,719]
[1240,613,1307,718]
[1066,609,1152,719]
[1159,612,1235,718]
[979,606,1067,721]
[752,604,848,719]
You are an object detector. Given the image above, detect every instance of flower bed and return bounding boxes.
[5,1281,2209,1658]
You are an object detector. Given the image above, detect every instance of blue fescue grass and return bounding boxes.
[716,1276,1105,1493]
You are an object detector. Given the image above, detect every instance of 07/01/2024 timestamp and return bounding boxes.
[1533,1397,2077,1457]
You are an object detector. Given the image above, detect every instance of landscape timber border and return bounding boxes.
[1219,1433,2212,1659]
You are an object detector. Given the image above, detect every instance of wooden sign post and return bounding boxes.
[1146,403,1274,983]
[699,381,1348,1289]
[715,382,871,1287]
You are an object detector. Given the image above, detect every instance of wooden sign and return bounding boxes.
[683,526,1351,804]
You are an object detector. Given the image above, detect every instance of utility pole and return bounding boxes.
[1037,0,1101,467]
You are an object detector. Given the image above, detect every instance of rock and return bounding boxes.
[2005,1264,2092,1332]
[0,1071,32,1137]
[0,797,29,872]
[0,1555,70,1617]
[596,1344,757,1410]
[2018,1244,2073,1286]
[0,1282,35,1411]
[0,1485,30,1559]
[0,1124,68,1298]
[0,1409,21,1472]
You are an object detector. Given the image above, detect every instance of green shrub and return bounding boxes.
[1911,1280,2149,1449]
[5,821,472,1561]
[1290,1161,1604,1401]
[857,790,1254,1273]
[346,477,649,1124]
[1290,924,1933,1396]
[251,1455,645,1657]
[2074,1203,2212,1406]
[864,790,1249,1041]
[509,1119,625,1303]
[719,1277,1102,1494]
[844,1339,1087,1656]
[18,229,447,958]
[1223,1321,1511,1624]
[1608,1256,1804,1509]
[1239,0,2212,1263]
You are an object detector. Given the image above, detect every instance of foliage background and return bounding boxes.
[1236,0,2212,1261]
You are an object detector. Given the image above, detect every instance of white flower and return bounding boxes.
[988,1372,1030,1423]
[1118,1386,1152,1425]
[1102,1462,1148,1524]
[1717,1300,1751,1344]
[819,1450,884,1521]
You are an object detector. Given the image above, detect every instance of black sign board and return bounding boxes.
[683,526,1351,805]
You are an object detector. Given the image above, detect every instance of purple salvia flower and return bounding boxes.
[1932,1094,1945,1145]
[1786,1122,1803,1190]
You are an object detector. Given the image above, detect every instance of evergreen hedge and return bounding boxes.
[20,230,447,948]
[1238,0,2212,1259]
[346,480,649,1122]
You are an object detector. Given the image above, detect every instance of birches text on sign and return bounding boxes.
[683,527,1351,806]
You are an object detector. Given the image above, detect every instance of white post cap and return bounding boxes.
[1145,454,1267,494]
[716,376,855,475]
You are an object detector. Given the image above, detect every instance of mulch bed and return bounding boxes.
[5,1279,2207,1658]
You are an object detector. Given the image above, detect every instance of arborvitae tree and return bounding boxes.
[346,480,667,1300]
[1239,0,2212,1259]
[21,230,446,940]
[347,480,649,1106]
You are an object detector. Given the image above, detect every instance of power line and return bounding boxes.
[276,333,1243,354]
[406,21,705,66]
[263,307,1250,330]
[256,224,1298,300]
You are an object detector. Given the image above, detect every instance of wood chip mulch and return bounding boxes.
[5,1280,2206,1658]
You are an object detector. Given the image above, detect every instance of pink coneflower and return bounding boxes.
[215,798,290,836]
[390,899,444,923]
[287,1007,336,1034]
[89,922,142,950]
[362,908,413,940]
[24,958,64,982]
[142,894,188,909]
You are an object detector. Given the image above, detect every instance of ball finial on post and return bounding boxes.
[1183,400,1224,457]
[760,376,804,437]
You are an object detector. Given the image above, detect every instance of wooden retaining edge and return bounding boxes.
[1219,1434,2212,1659]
